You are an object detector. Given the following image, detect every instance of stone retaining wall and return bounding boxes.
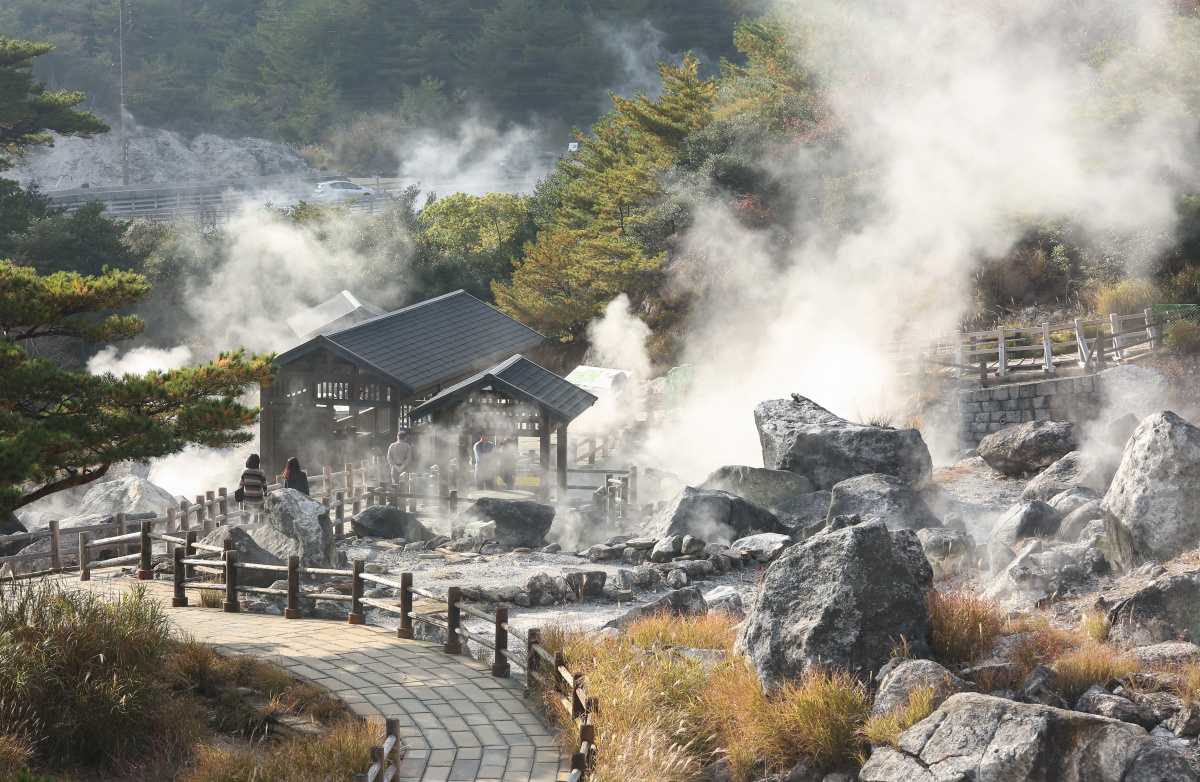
[959,374,1102,445]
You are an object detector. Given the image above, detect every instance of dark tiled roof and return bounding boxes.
[275,291,544,394]
[409,355,598,426]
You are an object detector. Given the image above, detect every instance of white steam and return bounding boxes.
[627,0,1200,481]
[396,117,552,197]
[587,294,652,381]
[87,345,194,375]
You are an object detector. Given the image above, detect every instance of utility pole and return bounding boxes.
[118,0,129,185]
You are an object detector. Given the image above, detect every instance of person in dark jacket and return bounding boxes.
[238,453,269,521]
[282,456,310,496]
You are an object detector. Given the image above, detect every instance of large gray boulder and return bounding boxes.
[754,394,932,490]
[698,465,813,508]
[733,519,933,689]
[77,475,176,517]
[978,421,1080,476]
[1021,451,1105,502]
[249,489,337,568]
[916,527,976,581]
[603,587,707,630]
[1102,411,1200,570]
[987,500,1062,574]
[1108,568,1200,647]
[826,474,942,532]
[350,505,433,541]
[859,693,1196,782]
[871,659,974,719]
[1057,499,1102,543]
[770,491,831,540]
[457,497,554,548]
[0,513,26,558]
[644,486,786,545]
[199,526,285,587]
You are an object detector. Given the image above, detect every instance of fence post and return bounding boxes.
[217,488,227,523]
[445,586,462,654]
[349,559,365,625]
[954,330,964,379]
[184,530,197,579]
[1097,332,1108,370]
[369,746,384,776]
[1042,322,1055,373]
[526,628,541,694]
[78,532,90,581]
[284,555,301,619]
[116,512,128,558]
[449,489,458,517]
[223,550,239,613]
[179,499,191,536]
[206,490,216,529]
[48,519,61,573]
[386,717,402,768]
[138,520,153,580]
[996,327,1007,377]
[172,547,188,607]
[1109,313,1125,360]
[353,486,363,516]
[629,465,638,506]
[345,463,355,496]
[333,490,344,535]
[1146,307,1162,348]
[493,607,510,677]
[397,573,414,639]
[604,473,615,523]
[323,466,333,499]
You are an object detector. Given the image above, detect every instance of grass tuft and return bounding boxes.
[1052,643,1142,703]
[928,579,1004,669]
[860,685,937,748]
[188,717,375,782]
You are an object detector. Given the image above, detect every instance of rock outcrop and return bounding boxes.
[457,497,555,548]
[199,526,285,587]
[733,519,933,689]
[916,527,976,581]
[77,475,176,518]
[250,489,337,568]
[1021,451,1105,502]
[871,659,974,719]
[826,474,942,531]
[978,421,1080,476]
[987,500,1062,574]
[858,692,1196,782]
[770,491,832,540]
[1102,411,1200,569]
[1108,568,1200,647]
[644,487,786,545]
[698,465,813,508]
[754,394,932,490]
[604,587,707,630]
[350,505,433,541]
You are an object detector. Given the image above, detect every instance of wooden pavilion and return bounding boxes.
[408,354,598,501]
[261,290,544,476]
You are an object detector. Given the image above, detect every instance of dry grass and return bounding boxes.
[539,612,869,782]
[932,464,976,485]
[1081,611,1110,644]
[188,717,375,782]
[1090,278,1161,316]
[928,580,1005,669]
[1052,643,1142,703]
[199,589,225,609]
[1007,615,1084,682]
[860,685,937,748]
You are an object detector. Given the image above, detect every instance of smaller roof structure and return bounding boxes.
[286,290,387,338]
[410,355,598,427]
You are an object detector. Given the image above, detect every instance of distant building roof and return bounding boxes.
[275,290,545,395]
[286,290,387,338]
[410,355,597,426]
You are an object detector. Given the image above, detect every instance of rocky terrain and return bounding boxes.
[14,376,1200,781]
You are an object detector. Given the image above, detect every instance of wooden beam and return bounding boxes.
[539,414,551,502]
[260,382,275,474]
[556,423,568,506]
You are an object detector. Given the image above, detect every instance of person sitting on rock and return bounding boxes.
[238,453,269,522]
[281,456,310,496]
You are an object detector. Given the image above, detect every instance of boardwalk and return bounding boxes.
[74,577,566,782]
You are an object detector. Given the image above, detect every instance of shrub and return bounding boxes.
[1092,278,1161,316]
[928,579,1004,668]
[1166,319,1200,354]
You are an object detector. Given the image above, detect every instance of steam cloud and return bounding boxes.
[87,345,194,376]
[396,116,552,197]
[627,0,1200,481]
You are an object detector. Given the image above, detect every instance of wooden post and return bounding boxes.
[196,495,210,534]
[166,505,177,539]
[223,550,239,613]
[444,586,462,654]
[137,520,153,580]
[179,499,191,535]
[323,466,333,500]
[386,717,402,768]
[1097,332,1108,370]
[353,486,363,516]
[348,559,365,624]
[1042,322,1055,373]
[345,463,354,496]
[556,424,568,506]
[79,532,90,581]
[1146,308,1161,348]
[334,490,344,535]
[172,547,188,607]
[48,519,61,573]
[954,330,964,379]
[217,489,227,523]
[117,512,128,558]
[996,327,1007,377]
[1110,313,1125,360]
[526,628,541,693]
[397,573,414,639]
[184,530,197,579]
[587,437,595,465]
[539,414,551,502]
[629,465,638,506]
[604,473,615,524]
[449,490,458,517]
[206,490,216,529]
[493,606,510,677]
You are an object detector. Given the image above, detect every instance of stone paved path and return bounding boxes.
[74,577,566,782]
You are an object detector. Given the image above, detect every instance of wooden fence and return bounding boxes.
[894,309,1163,385]
[170,538,598,779]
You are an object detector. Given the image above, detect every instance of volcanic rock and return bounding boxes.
[978,421,1080,476]
[916,527,976,581]
[858,692,1196,782]
[457,497,555,548]
[250,489,337,568]
[987,500,1062,574]
[644,487,786,545]
[604,586,707,630]
[1021,451,1105,502]
[826,474,942,531]
[754,394,933,490]
[733,519,933,689]
[350,505,433,541]
[730,533,792,562]
[77,475,176,518]
[199,526,285,587]
[871,659,974,719]
[1057,500,1102,543]
[1102,411,1200,569]
[698,465,814,508]
[769,491,832,540]
[1075,685,1157,729]
[1108,567,1200,647]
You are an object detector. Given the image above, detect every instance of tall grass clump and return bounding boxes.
[1166,319,1200,354]
[1052,644,1142,703]
[0,581,195,769]
[188,717,374,782]
[1091,278,1161,316]
[860,685,936,749]
[927,579,1004,668]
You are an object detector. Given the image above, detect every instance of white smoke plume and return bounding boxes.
[628,0,1200,481]
[87,345,194,375]
[587,294,652,381]
[396,116,553,197]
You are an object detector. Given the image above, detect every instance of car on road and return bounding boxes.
[312,180,376,201]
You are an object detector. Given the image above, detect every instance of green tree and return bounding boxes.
[0,261,275,513]
[416,192,532,300]
[0,38,107,171]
